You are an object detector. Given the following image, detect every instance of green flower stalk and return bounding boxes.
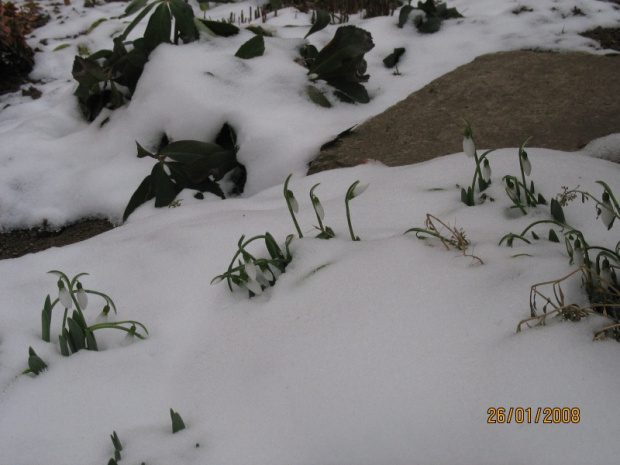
[345,180,368,241]
[310,183,335,239]
[284,174,303,238]
[460,118,494,206]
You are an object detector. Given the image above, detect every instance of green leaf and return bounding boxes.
[246,25,273,37]
[160,141,228,163]
[42,295,52,342]
[169,0,199,43]
[85,329,98,351]
[550,198,566,223]
[67,317,86,352]
[330,80,370,104]
[118,0,160,42]
[59,334,70,356]
[306,85,332,108]
[398,5,414,27]
[417,16,442,33]
[86,18,108,35]
[197,19,239,37]
[111,431,123,451]
[235,35,265,59]
[531,231,539,240]
[53,43,71,51]
[123,0,149,17]
[143,2,172,52]
[136,141,155,159]
[72,56,107,87]
[170,409,186,433]
[548,229,560,243]
[152,163,178,208]
[305,9,330,38]
[123,174,154,222]
[26,347,48,375]
[383,47,405,68]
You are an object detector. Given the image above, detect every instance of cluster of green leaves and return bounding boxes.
[501,182,620,323]
[213,174,369,297]
[211,232,294,297]
[72,0,241,121]
[123,123,245,222]
[106,410,185,465]
[398,0,462,33]
[40,270,148,358]
[301,10,375,105]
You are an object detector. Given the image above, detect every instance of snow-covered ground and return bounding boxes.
[1,1,619,464]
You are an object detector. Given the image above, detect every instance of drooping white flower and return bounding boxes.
[244,260,257,281]
[75,282,88,310]
[463,135,476,158]
[352,182,369,198]
[57,280,73,309]
[313,197,325,221]
[245,278,263,296]
[482,159,492,183]
[96,305,110,324]
[210,276,224,285]
[521,151,532,176]
[288,191,299,213]
[597,193,615,230]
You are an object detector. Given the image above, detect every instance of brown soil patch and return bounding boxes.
[308,50,620,174]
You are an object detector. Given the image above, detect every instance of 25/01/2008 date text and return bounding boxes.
[487,407,580,424]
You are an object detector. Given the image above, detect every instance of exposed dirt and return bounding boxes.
[1,26,619,260]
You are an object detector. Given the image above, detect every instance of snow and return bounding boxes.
[0,1,619,464]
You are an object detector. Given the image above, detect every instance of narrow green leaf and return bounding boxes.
[123,0,149,17]
[59,334,70,356]
[67,318,86,352]
[53,43,71,51]
[306,85,332,108]
[123,174,153,222]
[305,9,330,38]
[531,231,539,240]
[197,19,239,37]
[42,295,52,342]
[170,409,186,433]
[160,141,227,162]
[86,18,107,35]
[118,0,160,41]
[548,229,560,243]
[550,198,566,223]
[111,431,123,451]
[235,35,265,59]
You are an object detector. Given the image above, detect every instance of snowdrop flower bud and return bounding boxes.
[521,151,531,176]
[463,134,475,158]
[210,276,224,285]
[597,193,615,230]
[75,282,88,310]
[96,305,110,324]
[573,239,584,267]
[261,266,274,282]
[287,191,299,213]
[352,182,369,198]
[482,159,492,183]
[600,259,612,289]
[244,260,257,281]
[57,280,73,309]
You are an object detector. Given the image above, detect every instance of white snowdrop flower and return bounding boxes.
[521,151,532,176]
[96,305,110,324]
[210,276,223,285]
[245,278,263,296]
[352,182,369,198]
[244,261,258,281]
[463,135,476,158]
[288,193,299,214]
[482,159,492,183]
[314,198,325,221]
[57,281,73,309]
[598,193,615,230]
[76,282,88,310]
